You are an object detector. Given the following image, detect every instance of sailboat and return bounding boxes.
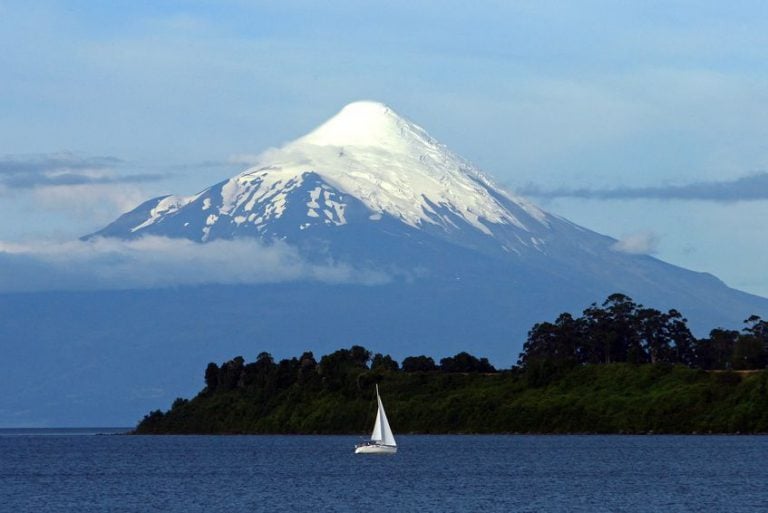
[354,384,397,454]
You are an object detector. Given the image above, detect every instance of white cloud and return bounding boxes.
[31,183,150,222]
[0,236,389,292]
[611,231,660,255]
[226,154,263,166]
[516,172,768,202]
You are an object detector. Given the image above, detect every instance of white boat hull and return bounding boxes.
[354,444,397,455]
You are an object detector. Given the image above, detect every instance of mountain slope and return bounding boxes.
[88,101,553,258]
[87,100,767,325]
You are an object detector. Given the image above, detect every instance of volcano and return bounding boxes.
[88,100,766,329]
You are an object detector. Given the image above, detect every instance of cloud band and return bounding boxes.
[518,172,768,202]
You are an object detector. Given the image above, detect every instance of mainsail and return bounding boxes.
[371,384,396,446]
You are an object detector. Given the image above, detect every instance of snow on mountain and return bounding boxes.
[280,100,548,232]
[81,100,768,317]
[86,100,768,320]
[89,101,554,257]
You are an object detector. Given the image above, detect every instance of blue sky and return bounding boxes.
[1,1,767,296]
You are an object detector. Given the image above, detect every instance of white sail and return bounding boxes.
[374,384,396,447]
[371,396,383,442]
[355,384,397,454]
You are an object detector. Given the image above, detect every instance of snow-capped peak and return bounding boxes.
[298,100,433,150]
[92,101,551,250]
[237,101,548,235]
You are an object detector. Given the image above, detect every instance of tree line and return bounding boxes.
[518,293,768,371]
[192,292,768,400]
[202,346,497,398]
[135,293,768,434]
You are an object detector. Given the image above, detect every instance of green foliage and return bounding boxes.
[440,352,496,373]
[732,336,767,370]
[401,355,437,372]
[518,294,765,371]
[371,353,399,373]
[135,351,768,435]
[204,363,219,391]
[317,345,371,394]
[134,294,768,435]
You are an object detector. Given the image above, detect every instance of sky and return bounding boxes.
[1,0,767,296]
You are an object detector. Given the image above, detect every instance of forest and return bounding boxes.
[135,293,768,434]
[520,293,768,370]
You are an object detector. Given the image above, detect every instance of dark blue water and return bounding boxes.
[1,433,766,512]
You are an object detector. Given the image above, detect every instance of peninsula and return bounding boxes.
[135,294,768,435]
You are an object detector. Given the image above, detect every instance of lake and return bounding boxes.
[0,432,766,512]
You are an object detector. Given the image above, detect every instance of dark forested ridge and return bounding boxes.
[519,293,768,371]
[135,294,768,434]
